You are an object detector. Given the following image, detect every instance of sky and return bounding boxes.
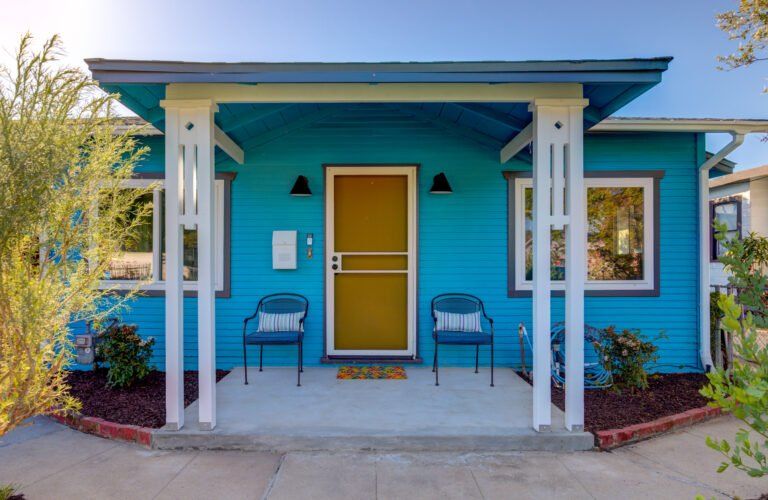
[2,0,767,170]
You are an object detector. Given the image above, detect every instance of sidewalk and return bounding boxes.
[0,416,764,499]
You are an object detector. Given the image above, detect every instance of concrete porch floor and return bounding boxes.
[153,368,593,452]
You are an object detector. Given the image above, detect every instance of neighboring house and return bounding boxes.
[710,164,768,286]
[83,57,768,433]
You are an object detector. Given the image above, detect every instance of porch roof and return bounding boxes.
[87,58,672,161]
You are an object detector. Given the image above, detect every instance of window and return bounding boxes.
[710,198,741,261]
[507,171,662,296]
[101,173,234,297]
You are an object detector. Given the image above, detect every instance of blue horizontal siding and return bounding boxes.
[114,121,700,373]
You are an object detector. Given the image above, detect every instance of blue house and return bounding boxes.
[86,58,768,438]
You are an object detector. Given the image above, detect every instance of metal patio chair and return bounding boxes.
[242,293,308,387]
[431,293,494,387]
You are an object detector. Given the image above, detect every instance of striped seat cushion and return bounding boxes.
[435,310,482,333]
[257,311,304,332]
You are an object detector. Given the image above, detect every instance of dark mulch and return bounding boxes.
[517,372,710,433]
[66,369,229,428]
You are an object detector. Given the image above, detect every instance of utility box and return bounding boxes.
[272,230,297,269]
[75,334,95,365]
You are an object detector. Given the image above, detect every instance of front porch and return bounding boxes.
[153,368,593,451]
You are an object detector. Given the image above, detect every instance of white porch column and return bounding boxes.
[529,98,588,432]
[160,99,219,431]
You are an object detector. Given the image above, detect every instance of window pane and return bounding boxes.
[587,187,644,281]
[106,191,153,280]
[524,187,565,281]
[160,190,199,281]
[714,202,738,231]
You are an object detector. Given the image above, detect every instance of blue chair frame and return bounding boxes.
[431,293,494,387]
[242,293,308,387]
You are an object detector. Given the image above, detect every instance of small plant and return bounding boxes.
[96,323,154,388]
[701,293,768,478]
[594,326,661,392]
[0,484,23,500]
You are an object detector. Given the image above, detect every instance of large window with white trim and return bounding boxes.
[100,174,233,296]
[507,171,662,296]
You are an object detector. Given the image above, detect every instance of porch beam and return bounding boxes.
[499,123,533,163]
[165,82,584,103]
[214,125,245,164]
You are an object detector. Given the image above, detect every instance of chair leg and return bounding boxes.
[434,340,439,386]
[490,341,495,387]
[243,341,249,385]
[259,345,263,372]
[475,345,479,374]
[297,342,302,387]
[300,339,304,373]
[432,343,437,372]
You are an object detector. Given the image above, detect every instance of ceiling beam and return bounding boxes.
[393,104,503,150]
[166,82,584,103]
[220,104,297,132]
[500,123,533,163]
[451,103,527,130]
[240,107,339,150]
[214,126,244,164]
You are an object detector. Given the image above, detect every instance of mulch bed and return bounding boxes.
[517,372,710,433]
[66,369,229,429]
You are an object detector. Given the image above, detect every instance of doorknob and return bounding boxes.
[332,264,339,270]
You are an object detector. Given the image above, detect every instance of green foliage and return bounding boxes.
[96,323,154,389]
[0,484,21,500]
[717,0,768,73]
[701,294,768,478]
[715,222,768,326]
[0,34,149,436]
[593,326,661,392]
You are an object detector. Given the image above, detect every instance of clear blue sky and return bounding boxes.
[3,0,767,169]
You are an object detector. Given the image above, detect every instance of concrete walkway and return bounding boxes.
[1,416,765,499]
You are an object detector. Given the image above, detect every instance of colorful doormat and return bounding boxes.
[336,366,407,380]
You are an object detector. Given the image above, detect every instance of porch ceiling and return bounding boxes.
[89,58,672,161]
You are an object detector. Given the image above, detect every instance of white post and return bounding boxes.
[162,105,184,431]
[160,99,219,431]
[529,98,588,432]
[564,103,586,432]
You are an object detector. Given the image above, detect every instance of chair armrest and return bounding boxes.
[243,311,259,334]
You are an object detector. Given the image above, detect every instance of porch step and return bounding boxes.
[151,429,595,452]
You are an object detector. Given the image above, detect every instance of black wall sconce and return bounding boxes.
[290,175,312,196]
[429,172,453,194]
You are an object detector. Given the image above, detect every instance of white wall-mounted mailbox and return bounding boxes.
[272,230,298,269]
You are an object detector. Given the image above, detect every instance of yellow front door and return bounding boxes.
[325,166,416,356]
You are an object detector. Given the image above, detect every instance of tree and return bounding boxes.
[0,34,149,436]
[717,0,768,72]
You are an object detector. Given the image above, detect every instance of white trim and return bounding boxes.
[98,178,226,292]
[592,118,768,134]
[514,176,655,292]
[325,166,418,357]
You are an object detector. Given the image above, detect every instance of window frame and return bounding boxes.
[709,196,742,262]
[504,170,663,298]
[99,172,235,298]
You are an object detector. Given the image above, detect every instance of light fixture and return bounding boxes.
[429,172,453,194]
[290,175,312,196]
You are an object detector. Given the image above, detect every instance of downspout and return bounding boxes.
[698,132,744,371]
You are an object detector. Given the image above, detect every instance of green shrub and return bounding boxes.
[701,293,768,478]
[96,323,154,388]
[594,326,661,393]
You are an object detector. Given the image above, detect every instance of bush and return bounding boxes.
[594,326,661,393]
[96,323,154,388]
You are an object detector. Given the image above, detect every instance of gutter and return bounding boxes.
[698,132,745,371]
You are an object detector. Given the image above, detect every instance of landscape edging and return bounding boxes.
[50,413,153,448]
[596,405,722,450]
